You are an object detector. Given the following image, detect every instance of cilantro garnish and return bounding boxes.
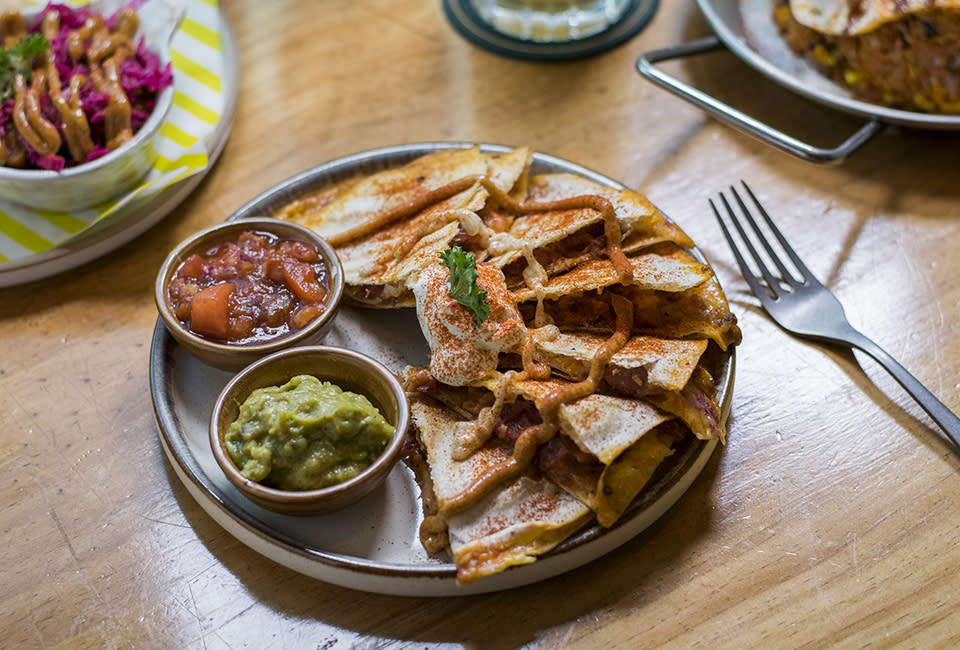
[0,34,51,101]
[440,246,491,326]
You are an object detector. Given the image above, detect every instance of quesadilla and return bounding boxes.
[408,398,592,584]
[277,146,531,245]
[507,379,685,527]
[413,261,526,386]
[337,183,489,307]
[775,0,960,112]
[514,246,741,351]
[487,174,695,289]
[531,333,708,393]
[511,247,714,303]
[518,332,724,440]
[270,145,741,584]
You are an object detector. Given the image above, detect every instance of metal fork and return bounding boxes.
[711,182,960,451]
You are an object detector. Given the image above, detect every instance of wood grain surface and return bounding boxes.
[1,1,958,648]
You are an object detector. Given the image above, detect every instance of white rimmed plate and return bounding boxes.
[149,143,735,596]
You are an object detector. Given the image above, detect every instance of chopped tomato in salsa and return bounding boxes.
[167,230,330,344]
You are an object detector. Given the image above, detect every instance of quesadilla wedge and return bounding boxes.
[515,246,741,351]
[517,332,724,440]
[512,247,714,303]
[337,182,489,307]
[485,174,695,289]
[537,402,688,527]
[408,398,592,584]
[531,333,708,393]
[413,260,526,386]
[276,146,532,245]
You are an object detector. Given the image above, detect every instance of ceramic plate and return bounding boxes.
[149,143,734,596]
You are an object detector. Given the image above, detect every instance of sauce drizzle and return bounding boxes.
[418,294,634,550]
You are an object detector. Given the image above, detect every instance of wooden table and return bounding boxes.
[2,1,959,647]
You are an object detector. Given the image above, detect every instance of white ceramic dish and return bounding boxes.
[0,0,183,211]
[0,4,238,288]
[149,143,735,597]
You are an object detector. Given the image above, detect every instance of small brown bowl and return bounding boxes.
[155,217,344,372]
[209,346,409,515]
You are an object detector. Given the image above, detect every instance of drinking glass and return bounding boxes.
[468,0,633,42]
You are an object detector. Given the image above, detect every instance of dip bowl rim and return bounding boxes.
[154,216,344,372]
[207,345,410,515]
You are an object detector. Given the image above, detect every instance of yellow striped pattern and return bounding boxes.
[33,210,89,234]
[0,211,55,253]
[173,91,220,125]
[180,17,221,51]
[171,49,222,92]
[0,0,225,264]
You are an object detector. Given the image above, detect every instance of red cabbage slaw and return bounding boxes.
[0,1,173,172]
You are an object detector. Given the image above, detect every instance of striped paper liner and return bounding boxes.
[0,0,225,263]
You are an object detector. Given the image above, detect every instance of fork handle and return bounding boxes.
[846,330,960,449]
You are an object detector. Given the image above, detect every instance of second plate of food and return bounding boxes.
[150,142,736,596]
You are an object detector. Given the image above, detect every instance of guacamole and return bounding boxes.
[224,374,395,491]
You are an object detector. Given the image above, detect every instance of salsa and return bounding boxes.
[224,375,395,491]
[167,230,330,344]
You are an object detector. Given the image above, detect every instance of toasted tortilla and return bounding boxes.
[337,180,488,307]
[526,334,723,440]
[339,221,461,308]
[413,262,526,386]
[410,399,592,584]
[507,380,680,526]
[512,249,712,303]
[513,381,674,464]
[533,333,708,393]
[789,0,960,35]
[525,174,664,233]
[488,174,693,273]
[276,145,531,244]
[646,366,725,442]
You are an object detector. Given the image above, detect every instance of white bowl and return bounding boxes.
[0,0,185,212]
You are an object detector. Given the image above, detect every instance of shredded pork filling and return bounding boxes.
[774,1,960,112]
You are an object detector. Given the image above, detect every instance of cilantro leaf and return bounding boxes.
[0,34,51,101]
[440,246,491,326]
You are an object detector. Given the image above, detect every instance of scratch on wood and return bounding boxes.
[136,513,192,529]
[187,581,208,650]
[49,508,80,566]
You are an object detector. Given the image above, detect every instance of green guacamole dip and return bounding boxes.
[224,374,395,491]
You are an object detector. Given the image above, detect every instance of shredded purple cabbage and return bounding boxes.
[21,134,66,171]
[0,1,174,172]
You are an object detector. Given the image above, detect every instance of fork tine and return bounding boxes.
[709,197,778,302]
[715,192,785,298]
[729,185,800,287]
[740,181,819,285]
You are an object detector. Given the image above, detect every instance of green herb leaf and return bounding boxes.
[440,246,491,326]
[0,34,51,101]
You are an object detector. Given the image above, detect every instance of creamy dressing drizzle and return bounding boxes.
[2,7,141,166]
